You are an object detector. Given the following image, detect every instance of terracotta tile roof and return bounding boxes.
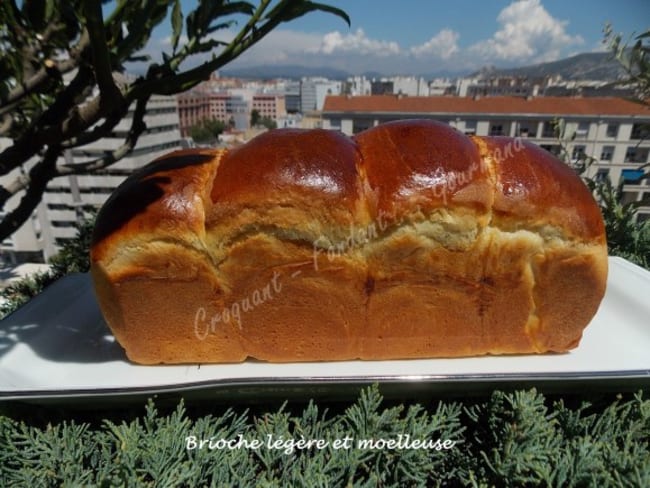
[322,95,650,117]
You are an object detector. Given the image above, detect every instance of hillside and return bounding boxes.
[221,51,626,81]
[221,64,350,80]
[472,52,626,80]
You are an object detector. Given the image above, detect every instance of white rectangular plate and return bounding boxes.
[1,257,649,401]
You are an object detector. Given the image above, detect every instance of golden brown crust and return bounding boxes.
[479,136,606,241]
[90,121,608,364]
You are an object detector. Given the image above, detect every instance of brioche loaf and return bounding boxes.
[90,120,608,364]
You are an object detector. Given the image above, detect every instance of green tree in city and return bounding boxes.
[0,0,349,241]
[260,115,277,129]
[606,26,650,100]
[251,109,277,129]
[189,118,227,143]
[250,108,261,126]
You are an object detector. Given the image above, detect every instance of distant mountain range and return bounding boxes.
[221,64,351,80]
[471,52,626,81]
[222,64,466,80]
[221,51,626,81]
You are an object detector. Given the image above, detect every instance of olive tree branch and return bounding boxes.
[82,1,124,107]
[58,96,149,175]
[0,145,60,241]
[0,0,350,243]
[0,31,89,117]
[129,0,349,98]
[0,65,96,179]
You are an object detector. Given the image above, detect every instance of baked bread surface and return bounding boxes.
[91,120,608,364]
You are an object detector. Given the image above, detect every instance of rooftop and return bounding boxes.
[323,95,650,117]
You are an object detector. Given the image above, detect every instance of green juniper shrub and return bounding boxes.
[0,386,648,487]
[0,212,95,319]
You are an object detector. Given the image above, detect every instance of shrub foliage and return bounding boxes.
[0,386,648,487]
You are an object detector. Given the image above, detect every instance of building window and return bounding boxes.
[575,121,589,138]
[595,168,610,182]
[540,144,561,156]
[621,191,639,205]
[606,123,619,138]
[328,118,342,129]
[516,122,537,138]
[625,147,650,163]
[352,119,373,134]
[572,145,586,160]
[600,146,614,161]
[464,120,477,135]
[631,123,650,140]
[542,121,556,138]
[51,221,76,228]
[489,123,504,136]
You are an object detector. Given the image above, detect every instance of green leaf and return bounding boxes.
[171,0,182,53]
[218,1,256,17]
[299,1,351,27]
[125,54,151,63]
[265,0,350,27]
[194,38,228,54]
[206,20,236,35]
[44,0,55,22]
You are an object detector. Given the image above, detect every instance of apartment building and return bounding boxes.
[346,76,372,96]
[322,95,650,221]
[207,94,229,125]
[177,90,253,135]
[252,94,287,122]
[284,82,301,113]
[176,90,210,136]
[1,94,183,263]
[300,78,342,112]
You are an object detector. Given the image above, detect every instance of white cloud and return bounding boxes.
[236,29,324,64]
[470,0,584,63]
[154,29,325,69]
[410,29,460,59]
[318,28,400,56]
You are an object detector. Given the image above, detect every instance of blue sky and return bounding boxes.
[151,0,649,75]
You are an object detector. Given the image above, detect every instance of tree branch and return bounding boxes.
[0,114,13,136]
[0,65,95,179]
[57,96,149,175]
[0,145,59,242]
[0,59,78,118]
[0,30,89,116]
[0,172,30,197]
[0,93,145,230]
[83,0,123,106]
[0,0,351,243]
